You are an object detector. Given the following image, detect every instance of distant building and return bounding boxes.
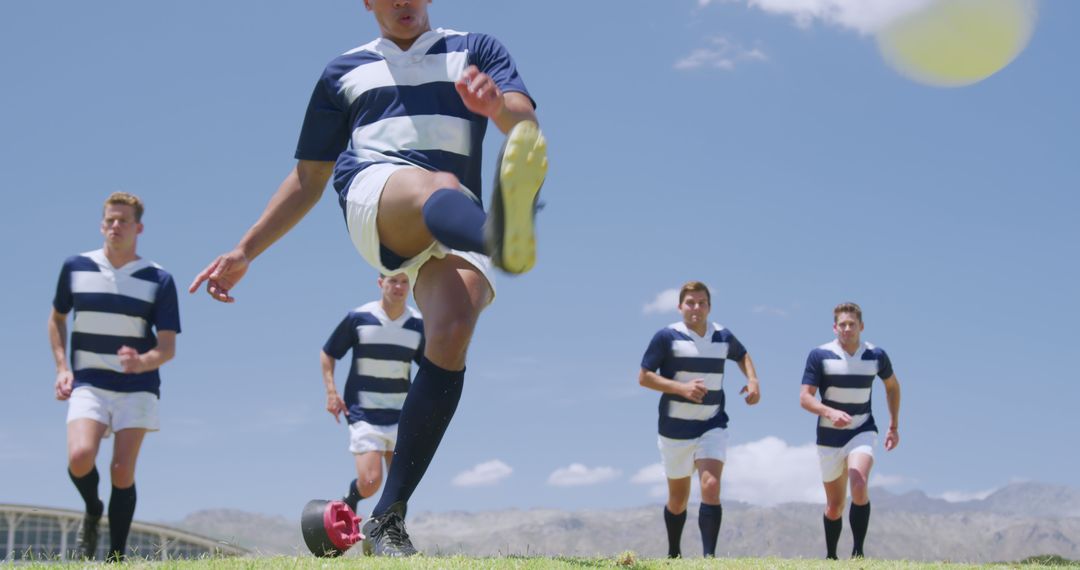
[1,504,249,561]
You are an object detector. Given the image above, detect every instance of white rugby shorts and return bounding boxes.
[66,385,159,437]
[343,163,495,301]
[349,420,398,454]
[817,430,876,482]
[658,427,728,479]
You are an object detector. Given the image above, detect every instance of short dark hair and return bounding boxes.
[833,302,863,323]
[104,192,144,222]
[679,281,711,305]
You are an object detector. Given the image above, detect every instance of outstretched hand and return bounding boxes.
[189,250,250,303]
[455,65,503,119]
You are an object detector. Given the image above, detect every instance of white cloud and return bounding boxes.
[629,437,825,505]
[452,460,513,487]
[675,36,768,71]
[752,305,789,317]
[700,0,936,34]
[869,472,913,488]
[936,487,998,503]
[548,463,622,487]
[630,438,919,506]
[724,436,825,505]
[630,463,666,484]
[642,289,680,315]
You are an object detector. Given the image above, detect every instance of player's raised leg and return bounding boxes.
[374,129,547,276]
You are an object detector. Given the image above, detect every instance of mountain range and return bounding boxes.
[169,482,1080,563]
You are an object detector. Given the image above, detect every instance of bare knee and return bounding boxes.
[667,497,689,515]
[824,502,845,520]
[699,475,721,503]
[358,470,382,497]
[428,172,461,193]
[68,445,98,476]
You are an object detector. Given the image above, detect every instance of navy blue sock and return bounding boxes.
[698,503,723,557]
[344,478,364,512]
[421,188,487,253]
[824,515,842,560]
[107,484,136,562]
[373,357,464,516]
[664,507,686,558]
[850,502,870,558]
[69,467,103,516]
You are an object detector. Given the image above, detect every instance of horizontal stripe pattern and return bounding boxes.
[322,301,423,426]
[641,322,747,440]
[71,270,158,303]
[73,311,147,338]
[668,401,721,421]
[356,357,410,380]
[54,250,178,396]
[73,350,122,373]
[803,340,893,447]
[356,323,423,348]
[351,115,472,156]
[823,386,871,404]
[359,391,408,410]
[338,51,469,105]
[295,28,531,214]
[672,371,724,391]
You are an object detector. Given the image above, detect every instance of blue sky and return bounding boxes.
[2,0,1077,522]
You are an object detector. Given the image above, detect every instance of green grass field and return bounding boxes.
[9,554,1079,570]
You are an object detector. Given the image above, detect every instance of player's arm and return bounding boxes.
[48,308,73,400]
[189,160,335,302]
[321,350,348,423]
[881,374,901,450]
[736,353,761,405]
[118,331,177,374]
[639,369,706,404]
[800,384,852,427]
[455,66,537,134]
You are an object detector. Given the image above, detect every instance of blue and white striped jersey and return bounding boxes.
[52,249,181,396]
[641,322,748,440]
[295,28,533,208]
[322,301,424,426]
[802,340,894,448]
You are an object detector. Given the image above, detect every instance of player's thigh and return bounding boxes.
[695,459,724,486]
[823,468,849,511]
[413,255,492,366]
[377,168,461,256]
[112,429,148,466]
[415,255,492,317]
[67,418,108,463]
